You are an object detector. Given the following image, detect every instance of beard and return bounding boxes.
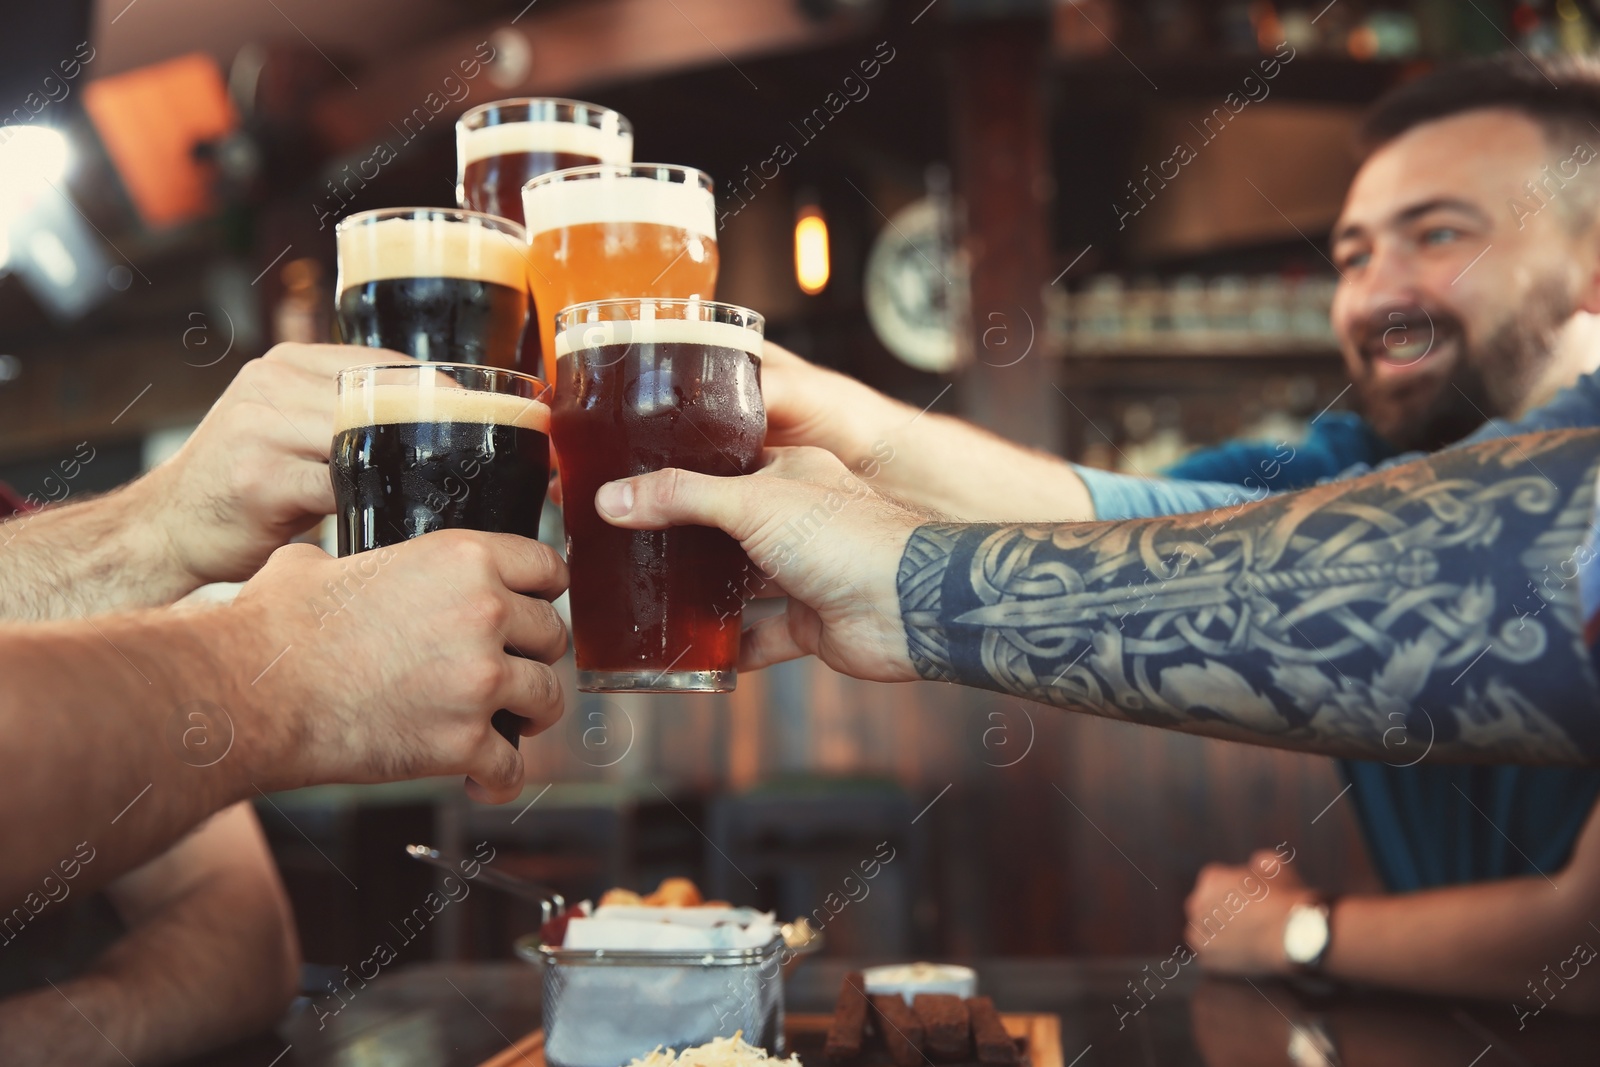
[1349,278,1578,454]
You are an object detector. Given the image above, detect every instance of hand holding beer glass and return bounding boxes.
[333,208,557,746]
[551,298,765,693]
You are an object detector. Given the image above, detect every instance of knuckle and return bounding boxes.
[457,656,505,707]
[530,662,563,712]
[433,529,494,570]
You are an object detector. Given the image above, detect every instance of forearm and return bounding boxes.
[1324,883,1600,1008]
[0,860,298,1064]
[0,481,195,621]
[889,411,1096,521]
[0,610,268,905]
[897,429,1600,762]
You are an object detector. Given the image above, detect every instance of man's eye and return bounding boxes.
[1421,226,1461,246]
[1336,249,1370,270]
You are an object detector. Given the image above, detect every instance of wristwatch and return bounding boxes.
[1283,897,1336,974]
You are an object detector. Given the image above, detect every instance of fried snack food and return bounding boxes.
[600,877,714,908]
[966,997,1017,1066]
[825,971,872,1062]
[869,994,926,1067]
[912,994,971,1061]
[648,877,704,907]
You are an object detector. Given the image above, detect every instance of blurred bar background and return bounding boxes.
[3,0,1583,968]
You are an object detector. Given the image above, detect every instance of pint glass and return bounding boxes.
[457,99,632,377]
[456,98,633,224]
[551,299,765,693]
[522,164,718,388]
[334,208,529,368]
[333,363,553,746]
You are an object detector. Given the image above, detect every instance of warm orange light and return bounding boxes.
[794,207,830,295]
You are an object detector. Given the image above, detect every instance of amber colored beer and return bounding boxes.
[522,165,719,387]
[456,99,633,224]
[334,209,529,369]
[457,100,632,377]
[550,302,764,693]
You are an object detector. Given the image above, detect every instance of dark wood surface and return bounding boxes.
[172,957,1600,1067]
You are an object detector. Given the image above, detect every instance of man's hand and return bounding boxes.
[128,343,412,588]
[1184,850,1317,977]
[594,446,922,683]
[231,530,569,803]
[760,341,904,468]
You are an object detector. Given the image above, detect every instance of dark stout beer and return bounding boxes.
[550,305,764,692]
[334,210,529,369]
[332,384,552,554]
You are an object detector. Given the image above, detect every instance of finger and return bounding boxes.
[737,613,810,671]
[282,458,336,518]
[500,594,569,664]
[247,397,338,460]
[595,467,761,540]
[495,658,566,735]
[548,468,564,508]
[463,728,526,804]
[481,532,569,599]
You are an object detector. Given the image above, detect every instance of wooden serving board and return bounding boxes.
[478,1013,1063,1067]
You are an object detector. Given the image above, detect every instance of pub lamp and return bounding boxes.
[794,203,830,295]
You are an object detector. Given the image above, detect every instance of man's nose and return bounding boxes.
[1344,239,1422,318]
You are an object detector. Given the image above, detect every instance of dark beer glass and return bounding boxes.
[333,363,553,745]
[550,299,765,693]
[334,208,529,368]
[332,363,552,552]
[456,98,633,225]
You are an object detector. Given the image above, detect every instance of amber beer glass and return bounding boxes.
[334,208,529,368]
[457,99,632,377]
[551,299,765,692]
[522,164,718,385]
[332,362,553,745]
[456,98,633,223]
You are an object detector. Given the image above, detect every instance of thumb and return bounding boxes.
[595,468,764,542]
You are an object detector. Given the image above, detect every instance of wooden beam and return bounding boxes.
[310,0,865,154]
[948,15,1057,451]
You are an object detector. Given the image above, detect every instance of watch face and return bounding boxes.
[1284,903,1330,965]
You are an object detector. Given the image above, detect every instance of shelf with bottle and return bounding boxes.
[1046,271,1340,358]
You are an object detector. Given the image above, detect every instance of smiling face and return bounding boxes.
[1329,109,1600,451]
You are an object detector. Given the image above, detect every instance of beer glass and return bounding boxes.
[334,208,529,368]
[456,98,633,224]
[550,298,765,693]
[457,99,632,378]
[522,164,718,389]
[333,362,553,744]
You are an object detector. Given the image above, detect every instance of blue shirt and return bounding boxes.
[1153,406,1600,892]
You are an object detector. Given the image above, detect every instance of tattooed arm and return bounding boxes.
[597,429,1600,763]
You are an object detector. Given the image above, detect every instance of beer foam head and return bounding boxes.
[553,315,763,359]
[337,215,528,291]
[337,381,552,435]
[458,120,634,168]
[523,169,716,241]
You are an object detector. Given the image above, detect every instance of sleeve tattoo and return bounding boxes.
[897,430,1600,763]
